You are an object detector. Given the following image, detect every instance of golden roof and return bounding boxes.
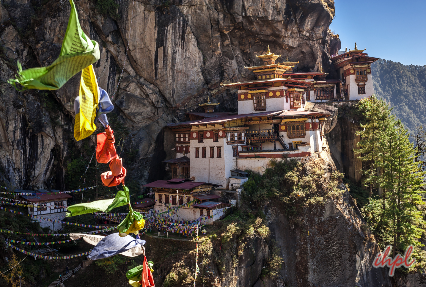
[199,96,219,106]
[350,42,366,53]
[256,46,281,63]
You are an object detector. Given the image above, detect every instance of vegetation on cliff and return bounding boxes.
[355,96,426,271]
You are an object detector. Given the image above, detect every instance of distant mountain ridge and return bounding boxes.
[372,59,426,135]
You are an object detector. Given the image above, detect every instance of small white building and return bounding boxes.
[144,179,230,225]
[21,192,72,231]
[331,43,379,101]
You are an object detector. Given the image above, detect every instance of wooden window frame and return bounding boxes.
[253,93,266,111]
[158,194,163,204]
[358,86,366,94]
[179,196,183,205]
[202,147,206,158]
[195,147,200,158]
[287,122,306,139]
[198,132,204,143]
[217,146,222,158]
[213,132,219,142]
[210,147,214,158]
[171,195,176,205]
[165,194,169,204]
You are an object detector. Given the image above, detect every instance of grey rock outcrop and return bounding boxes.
[0,0,339,189]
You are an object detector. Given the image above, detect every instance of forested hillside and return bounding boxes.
[372,59,426,135]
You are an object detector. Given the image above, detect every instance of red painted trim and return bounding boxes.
[190,131,198,140]
[204,130,214,139]
[239,152,311,158]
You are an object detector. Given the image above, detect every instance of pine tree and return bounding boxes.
[355,96,392,196]
[357,96,426,265]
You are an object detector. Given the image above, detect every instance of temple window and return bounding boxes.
[198,132,204,143]
[315,88,333,100]
[165,195,169,204]
[253,93,266,111]
[179,196,183,205]
[237,133,242,141]
[217,147,222,158]
[289,91,302,109]
[358,86,366,94]
[287,122,306,139]
[195,147,200,158]
[213,132,219,142]
[171,195,176,205]
[158,194,163,203]
[202,147,206,158]
[210,147,214,158]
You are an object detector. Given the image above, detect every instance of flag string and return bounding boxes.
[8,243,91,260]
[0,227,115,237]
[0,206,105,228]
[0,186,96,195]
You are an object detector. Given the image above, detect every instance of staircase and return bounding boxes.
[277,136,288,150]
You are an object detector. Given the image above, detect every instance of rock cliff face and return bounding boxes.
[0,0,339,189]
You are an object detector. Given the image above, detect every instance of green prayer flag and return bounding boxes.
[118,206,144,234]
[66,198,114,217]
[105,186,130,212]
[126,261,153,280]
[8,0,100,90]
[126,265,143,280]
[67,186,130,217]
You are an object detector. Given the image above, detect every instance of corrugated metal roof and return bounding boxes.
[133,198,155,209]
[21,193,72,202]
[187,110,283,125]
[276,110,330,117]
[163,157,190,164]
[143,180,207,190]
[192,201,223,209]
[193,194,220,201]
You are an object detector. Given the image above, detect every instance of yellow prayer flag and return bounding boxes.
[74,64,99,141]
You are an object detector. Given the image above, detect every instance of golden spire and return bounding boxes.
[345,47,348,52]
[355,42,358,50]
[256,46,281,65]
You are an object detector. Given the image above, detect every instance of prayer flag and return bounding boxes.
[8,0,99,90]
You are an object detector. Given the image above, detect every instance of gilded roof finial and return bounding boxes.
[355,42,358,50]
[345,47,348,52]
[207,96,211,103]
[267,45,271,54]
[320,64,323,73]
[286,56,289,61]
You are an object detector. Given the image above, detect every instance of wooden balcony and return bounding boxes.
[246,129,277,143]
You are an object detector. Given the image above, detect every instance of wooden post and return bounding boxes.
[194,225,199,287]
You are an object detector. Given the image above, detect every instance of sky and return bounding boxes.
[329,0,426,66]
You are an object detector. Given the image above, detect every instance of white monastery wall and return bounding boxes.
[33,212,66,231]
[238,100,255,115]
[190,138,227,186]
[266,97,285,111]
[237,158,271,174]
[366,74,374,96]
[348,75,361,100]
[224,142,237,188]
